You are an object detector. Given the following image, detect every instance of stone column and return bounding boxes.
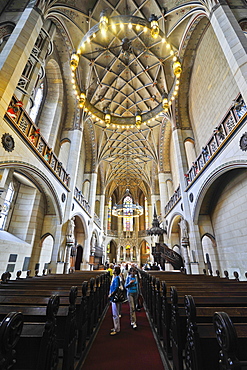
[0,6,44,118]
[49,223,64,274]
[83,172,98,268]
[210,4,247,103]
[89,172,98,217]
[147,204,152,228]
[99,193,105,230]
[158,172,171,244]
[117,215,122,237]
[104,203,109,233]
[158,172,170,219]
[60,128,83,273]
[24,21,56,109]
[171,128,202,273]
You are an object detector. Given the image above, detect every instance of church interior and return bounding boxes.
[0,0,247,369]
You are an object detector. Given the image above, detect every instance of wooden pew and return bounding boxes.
[0,271,111,369]
[0,312,23,369]
[183,296,247,370]
[139,270,247,370]
[213,311,247,370]
[15,294,60,370]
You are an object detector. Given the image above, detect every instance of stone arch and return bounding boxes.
[95,199,100,216]
[38,233,54,274]
[184,137,196,169]
[37,58,64,147]
[201,233,218,275]
[70,214,88,270]
[167,212,183,241]
[139,238,151,266]
[194,163,247,278]
[59,138,71,170]
[0,161,63,223]
[177,14,210,129]
[72,213,89,241]
[192,161,247,224]
[83,180,90,200]
[0,22,15,53]
[107,239,117,263]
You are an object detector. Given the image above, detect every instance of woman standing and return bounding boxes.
[108,266,121,335]
[125,267,139,329]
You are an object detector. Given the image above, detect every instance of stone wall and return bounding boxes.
[189,25,239,155]
[211,169,247,279]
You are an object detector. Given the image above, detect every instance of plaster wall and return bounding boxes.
[170,136,179,190]
[211,169,247,279]
[189,25,239,154]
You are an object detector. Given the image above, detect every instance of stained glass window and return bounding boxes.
[145,197,149,229]
[108,197,112,230]
[30,82,44,122]
[0,182,14,230]
[123,195,133,231]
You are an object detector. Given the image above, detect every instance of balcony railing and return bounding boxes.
[185,95,247,186]
[165,185,181,216]
[94,213,101,228]
[138,230,148,237]
[74,187,91,214]
[4,96,70,188]
[107,230,118,237]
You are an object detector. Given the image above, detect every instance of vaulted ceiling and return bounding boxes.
[41,0,218,200]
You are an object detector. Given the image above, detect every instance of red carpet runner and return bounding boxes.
[81,302,165,369]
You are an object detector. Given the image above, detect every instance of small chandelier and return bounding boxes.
[135,111,142,126]
[79,92,86,108]
[149,14,159,39]
[99,11,108,33]
[162,93,169,112]
[70,53,79,71]
[104,108,111,125]
[173,60,182,77]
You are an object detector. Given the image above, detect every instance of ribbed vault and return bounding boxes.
[43,0,214,199]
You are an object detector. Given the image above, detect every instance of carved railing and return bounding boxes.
[138,230,148,237]
[74,187,91,215]
[4,96,70,188]
[107,229,118,237]
[94,213,101,228]
[164,185,181,216]
[185,95,247,186]
[152,242,184,270]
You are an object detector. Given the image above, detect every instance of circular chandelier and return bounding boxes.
[69,12,182,128]
[112,190,143,217]
[112,203,144,217]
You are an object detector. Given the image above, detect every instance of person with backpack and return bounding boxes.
[108,266,121,335]
[125,267,139,329]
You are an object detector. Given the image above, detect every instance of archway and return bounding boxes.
[75,245,83,270]
[70,215,86,271]
[107,240,117,263]
[201,233,218,276]
[38,234,54,274]
[140,239,151,266]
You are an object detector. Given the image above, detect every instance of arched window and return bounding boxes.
[145,197,149,229]
[108,197,112,230]
[0,182,14,230]
[123,195,133,231]
[30,82,44,122]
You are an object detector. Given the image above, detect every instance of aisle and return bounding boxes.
[81,302,165,369]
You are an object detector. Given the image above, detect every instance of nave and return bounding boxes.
[81,302,165,370]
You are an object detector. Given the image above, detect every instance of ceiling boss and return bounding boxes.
[70,10,182,128]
